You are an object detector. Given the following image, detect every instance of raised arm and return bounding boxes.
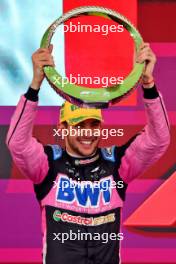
[6,45,55,184]
[119,87,170,184]
[119,43,170,184]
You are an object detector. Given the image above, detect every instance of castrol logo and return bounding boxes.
[53,210,115,226]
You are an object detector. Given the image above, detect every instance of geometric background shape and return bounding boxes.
[124,172,176,227]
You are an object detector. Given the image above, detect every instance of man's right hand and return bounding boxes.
[30,44,55,90]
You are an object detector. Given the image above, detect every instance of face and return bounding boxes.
[61,119,101,157]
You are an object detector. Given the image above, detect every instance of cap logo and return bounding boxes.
[70,105,80,112]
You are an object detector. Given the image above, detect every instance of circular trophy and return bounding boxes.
[41,6,144,108]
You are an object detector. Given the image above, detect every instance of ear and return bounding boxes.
[57,122,67,130]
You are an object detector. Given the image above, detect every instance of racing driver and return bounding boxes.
[6,43,170,264]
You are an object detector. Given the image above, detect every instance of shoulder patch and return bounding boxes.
[101,146,116,162]
[47,144,63,160]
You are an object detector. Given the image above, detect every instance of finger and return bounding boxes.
[137,53,151,63]
[137,48,154,60]
[35,48,51,54]
[139,46,151,53]
[137,48,151,58]
[38,54,53,61]
[49,44,53,53]
[137,53,155,64]
[38,60,55,67]
[139,42,150,50]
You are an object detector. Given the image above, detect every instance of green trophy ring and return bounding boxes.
[41,6,144,108]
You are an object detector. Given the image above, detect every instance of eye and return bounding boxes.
[75,125,82,129]
[92,121,100,128]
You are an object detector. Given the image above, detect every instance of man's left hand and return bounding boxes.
[136,43,157,88]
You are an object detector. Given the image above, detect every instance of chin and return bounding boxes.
[79,148,95,157]
[77,142,98,157]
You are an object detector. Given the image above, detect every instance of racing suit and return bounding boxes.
[6,86,170,264]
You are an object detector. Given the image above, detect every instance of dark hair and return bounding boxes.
[61,121,68,128]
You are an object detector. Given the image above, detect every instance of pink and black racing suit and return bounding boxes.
[6,86,170,264]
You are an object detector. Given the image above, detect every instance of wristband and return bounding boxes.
[143,85,159,99]
[142,78,154,85]
[24,87,40,102]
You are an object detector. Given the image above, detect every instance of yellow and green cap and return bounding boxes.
[60,101,103,126]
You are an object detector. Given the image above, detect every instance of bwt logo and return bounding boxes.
[55,176,113,208]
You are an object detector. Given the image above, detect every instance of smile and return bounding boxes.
[79,140,93,145]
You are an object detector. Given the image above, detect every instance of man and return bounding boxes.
[6,43,170,264]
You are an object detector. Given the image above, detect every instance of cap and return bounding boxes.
[60,101,103,126]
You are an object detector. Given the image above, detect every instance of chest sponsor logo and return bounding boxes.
[55,175,113,208]
[53,210,115,226]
